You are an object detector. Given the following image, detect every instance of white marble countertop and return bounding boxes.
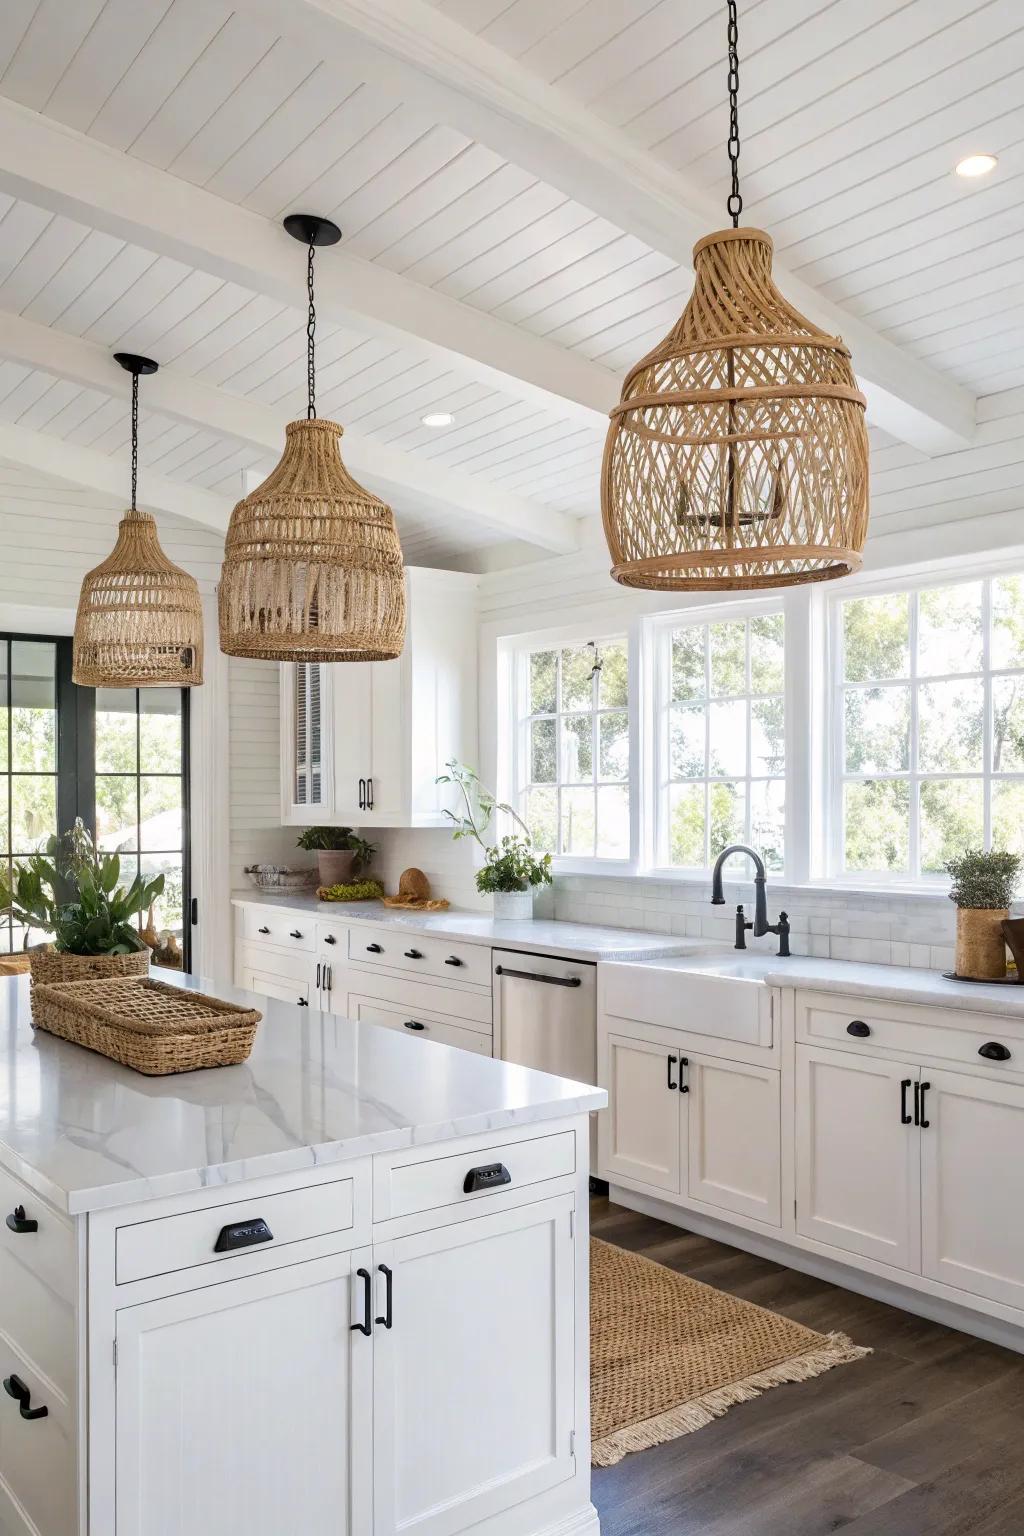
[232,890,697,961]
[0,975,605,1217]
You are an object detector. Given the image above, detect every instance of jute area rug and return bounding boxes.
[590,1237,870,1467]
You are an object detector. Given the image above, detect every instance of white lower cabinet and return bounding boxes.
[601,1033,682,1194]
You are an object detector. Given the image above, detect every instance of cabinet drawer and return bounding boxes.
[240,906,315,952]
[348,925,490,987]
[316,917,349,953]
[380,1131,576,1221]
[115,1178,355,1285]
[340,962,491,1030]
[0,1336,75,1536]
[796,990,1024,1078]
[243,969,312,1009]
[237,940,315,984]
[348,994,491,1055]
[0,1171,76,1398]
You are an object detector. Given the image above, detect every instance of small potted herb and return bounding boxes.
[946,848,1022,980]
[0,819,165,986]
[437,761,552,919]
[295,826,377,889]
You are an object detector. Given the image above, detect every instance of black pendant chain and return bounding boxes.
[726,0,742,226]
[130,369,139,511]
[306,236,317,420]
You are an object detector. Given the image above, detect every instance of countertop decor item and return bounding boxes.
[590,1237,869,1466]
[218,214,405,662]
[437,759,552,920]
[381,866,450,911]
[244,864,318,893]
[317,878,386,902]
[946,848,1022,981]
[32,976,261,1075]
[1001,917,1024,980]
[294,826,376,889]
[600,0,868,592]
[73,352,203,686]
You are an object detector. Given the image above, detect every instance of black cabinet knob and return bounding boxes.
[979,1041,1012,1061]
[289,930,303,939]
[6,1205,37,1235]
[444,955,464,967]
[366,943,383,954]
[3,1375,46,1420]
[847,1020,871,1038]
[403,1020,426,1032]
[404,948,423,960]
[258,926,270,935]
[324,934,337,945]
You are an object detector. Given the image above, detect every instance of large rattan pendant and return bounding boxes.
[218,417,406,663]
[601,227,869,591]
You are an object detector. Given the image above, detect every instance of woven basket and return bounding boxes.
[32,978,262,1075]
[29,947,150,989]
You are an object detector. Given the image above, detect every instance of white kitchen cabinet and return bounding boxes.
[795,1044,920,1273]
[280,567,478,828]
[686,1053,781,1226]
[600,1031,682,1195]
[115,1248,373,1536]
[372,1195,576,1536]
[921,1070,1024,1310]
[240,966,311,1008]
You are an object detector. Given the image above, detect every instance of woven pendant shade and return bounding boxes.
[218,417,406,662]
[601,227,869,591]
[73,509,204,687]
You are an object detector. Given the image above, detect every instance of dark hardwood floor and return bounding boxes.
[591,1197,1024,1536]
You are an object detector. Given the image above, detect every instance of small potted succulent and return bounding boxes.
[946,848,1022,980]
[437,761,552,919]
[295,826,377,889]
[0,819,165,986]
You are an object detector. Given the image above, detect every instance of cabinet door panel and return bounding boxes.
[795,1046,920,1272]
[600,1033,681,1194]
[921,1070,1024,1309]
[373,1196,575,1536]
[115,1250,372,1536]
[686,1056,781,1226]
[242,969,310,1008]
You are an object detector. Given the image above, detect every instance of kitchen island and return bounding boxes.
[0,973,604,1536]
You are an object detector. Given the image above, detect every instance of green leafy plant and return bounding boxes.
[436,761,551,895]
[474,836,552,896]
[0,818,164,954]
[295,826,376,870]
[436,759,531,849]
[946,848,1022,909]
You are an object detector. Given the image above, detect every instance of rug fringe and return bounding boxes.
[591,1332,871,1467]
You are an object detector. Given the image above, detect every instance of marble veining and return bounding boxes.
[0,976,604,1216]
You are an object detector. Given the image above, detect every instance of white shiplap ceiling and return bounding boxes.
[0,0,1018,566]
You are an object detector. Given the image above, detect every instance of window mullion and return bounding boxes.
[908,592,920,879]
[983,576,993,849]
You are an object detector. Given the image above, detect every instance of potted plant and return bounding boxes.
[295,826,377,888]
[0,819,165,986]
[437,761,552,919]
[946,848,1022,980]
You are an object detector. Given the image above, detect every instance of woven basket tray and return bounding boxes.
[32,978,262,1076]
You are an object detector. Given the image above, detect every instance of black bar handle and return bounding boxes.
[190,897,198,926]
[403,1020,426,1032]
[979,1041,1012,1061]
[214,1217,273,1253]
[679,1056,689,1094]
[358,778,366,810]
[847,1020,871,1038]
[444,955,464,967]
[666,1053,677,1092]
[913,1080,920,1126]
[258,925,270,934]
[316,962,322,990]
[367,777,374,811]
[375,1264,393,1330]
[325,965,332,992]
[351,1267,372,1336]
[919,1081,931,1129]
[324,933,337,945]
[366,942,383,954]
[404,948,423,959]
[494,965,582,988]
[900,1078,913,1125]
[3,1375,47,1420]
[6,1205,37,1235]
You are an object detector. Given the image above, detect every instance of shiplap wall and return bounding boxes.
[227,658,312,884]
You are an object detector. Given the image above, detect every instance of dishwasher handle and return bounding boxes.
[494,965,582,988]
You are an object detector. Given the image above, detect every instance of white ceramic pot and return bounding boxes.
[492,888,535,921]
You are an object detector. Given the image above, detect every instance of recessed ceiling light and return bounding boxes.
[421,411,454,427]
[955,153,998,178]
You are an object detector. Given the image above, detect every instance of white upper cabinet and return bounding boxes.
[280,568,478,827]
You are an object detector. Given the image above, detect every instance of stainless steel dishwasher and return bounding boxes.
[494,950,597,1078]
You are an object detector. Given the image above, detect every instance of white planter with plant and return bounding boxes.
[437,761,552,920]
[946,848,1022,980]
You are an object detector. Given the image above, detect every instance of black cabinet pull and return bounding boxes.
[403,1020,426,1032]
[316,963,322,989]
[404,948,423,960]
[3,1375,46,1421]
[979,1041,1012,1062]
[6,1205,37,1235]
[325,965,332,992]
[367,777,374,811]
[494,965,582,988]
[919,1081,931,1129]
[666,1053,677,1092]
[444,955,464,967]
[366,943,383,954]
[358,778,366,810]
[463,1163,511,1194]
[351,1267,372,1336]
[900,1078,913,1125]
[297,996,309,1007]
[375,1264,393,1330]
[214,1217,273,1253]
[679,1056,690,1094]
[258,925,270,935]
[324,934,337,945]
[847,1020,871,1038]
[289,929,303,939]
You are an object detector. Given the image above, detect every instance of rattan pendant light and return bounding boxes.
[73,354,204,687]
[218,214,405,662]
[601,1,869,591]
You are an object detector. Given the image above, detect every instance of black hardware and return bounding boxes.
[725,0,742,226]
[375,1264,393,1330]
[979,1041,1012,1061]
[403,1020,426,1032]
[463,1162,512,1194]
[316,963,322,989]
[351,1267,372,1336]
[772,911,791,958]
[367,777,374,811]
[678,1056,690,1093]
[711,844,789,956]
[847,1020,871,1038]
[3,1375,47,1421]
[324,933,337,945]
[258,926,270,935]
[444,955,464,967]
[358,777,366,810]
[325,965,332,992]
[289,930,303,939]
[900,1078,913,1125]
[493,965,583,988]
[404,948,423,960]
[282,212,342,420]
[734,903,752,949]
[667,1053,677,1091]
[214,1217,274,1254]
[6,1205,37,1235]
[298,996,309,1007]
[367,942,383,953]
[190,896,198,926]
[919,1081,931,1129]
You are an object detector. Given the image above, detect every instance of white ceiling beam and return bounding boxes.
[0,309,578,553]
[241,0,978,455]
[0,98,614,434]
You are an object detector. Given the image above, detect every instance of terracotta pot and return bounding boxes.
[29,947,149,990]
[317,849,358,887]
[955,908,1009,980]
